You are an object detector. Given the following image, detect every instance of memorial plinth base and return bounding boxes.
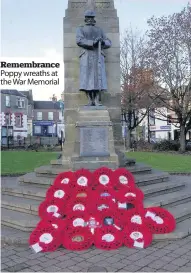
[66,107,119,171]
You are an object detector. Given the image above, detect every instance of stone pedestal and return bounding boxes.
[64,107,119,170]
[63,0,122,153]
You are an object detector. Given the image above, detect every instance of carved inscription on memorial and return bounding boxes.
[80,127,109,157]
[71,2,111,9]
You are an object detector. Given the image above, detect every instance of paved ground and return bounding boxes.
[1,237,191,272]
[1,175,191,272]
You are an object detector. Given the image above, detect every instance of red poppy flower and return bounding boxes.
[53,171,75,189]
[73,169,93,188]
[123,224,153,249]
[94,226,123,250]
[62,227,93,251]
[29,226,61,253]
[144,207,176,234]
[113,168,136,190]
[38,199,65,219]
[93,167,114,188]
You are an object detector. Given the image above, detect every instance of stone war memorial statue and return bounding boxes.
[76,0,112,106]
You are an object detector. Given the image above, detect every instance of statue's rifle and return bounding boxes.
[98,40,102,102]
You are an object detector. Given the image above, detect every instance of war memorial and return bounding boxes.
[1,0,191,252]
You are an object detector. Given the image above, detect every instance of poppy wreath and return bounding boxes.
[73,169,93,188]
[53,171,75,189]
[90,197,118,214]
[37,217,66,236]
[144,207,176,234]
[113,168,136,190]
[94,226,123,250]
[116,197,143,219]
[92,186,117,201]
[93,167,114,188]
[62,227,93,251]
[29,226,61,253]
[116,187,144,203]
[66,198,89,214]
[100,209,124,231]
[65,212,89,230]
[123,224,153,249]
[46,185,71,203]
[38,199,66,219]
[121,208,146,227]
[72,186,93,201]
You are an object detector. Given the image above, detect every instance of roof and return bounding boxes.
[0,89,26,98]
[20,90,33,104]
[34,101,61,110]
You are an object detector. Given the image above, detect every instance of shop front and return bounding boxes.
[33,121,56,137]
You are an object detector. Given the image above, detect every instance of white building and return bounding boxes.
[139,107,191,142]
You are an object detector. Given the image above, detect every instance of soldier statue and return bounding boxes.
[76,6,112,106]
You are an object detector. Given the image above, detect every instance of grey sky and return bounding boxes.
[1,0,189,58]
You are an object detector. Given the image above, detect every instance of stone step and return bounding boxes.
[144,189,191,208]
[18,171,169,188]
[1,194,40,216]
[1,216,191,245]
[1,182,189,218]
[34,164,152,178]
[1,182,187,225]
[153,217,191,241]
[2,180,46,201]
[1,208,39,232]
[141,180,185,197]
[168,201,191,223]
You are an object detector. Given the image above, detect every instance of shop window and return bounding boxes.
[34,126,41,134]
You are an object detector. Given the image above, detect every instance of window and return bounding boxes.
[48,126,54,134]
[149,109,155,126]
[6,96,10,107]
[167,115,172,125]
[37,112,42,120]
[17,98,25,108]
[48,112,53,120]
[15,114,22,127]
[59,111,64,121]
[5,113,11,125]
[150,131,156,140]
[34,126,41,134]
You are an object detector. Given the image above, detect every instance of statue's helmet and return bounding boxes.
[84,9,96,17]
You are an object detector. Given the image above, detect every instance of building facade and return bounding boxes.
[20,90,34,136]
[32,101,64,138]
[139,107,191,142]
[0,89,28,145]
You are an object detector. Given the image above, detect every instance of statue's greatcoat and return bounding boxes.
[76,25,112,92]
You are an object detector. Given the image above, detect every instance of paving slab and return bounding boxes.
[1,237,191,272]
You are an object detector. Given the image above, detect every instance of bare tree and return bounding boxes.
[146,3,191,152]
[120,27,155,148]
